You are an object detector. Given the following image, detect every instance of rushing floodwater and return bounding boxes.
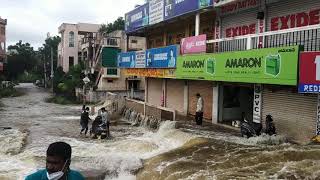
[1,84,320,180]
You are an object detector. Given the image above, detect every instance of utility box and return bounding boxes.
[265,54,281,76]
[207,58,215,75]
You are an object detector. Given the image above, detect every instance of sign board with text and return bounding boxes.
[299,52,320,93]
[181,34,207,54]
[176,46,300,85]
[164,0,213,20]
[125,3,149,32]
[117,52,136,68]
[149,0,164,25]
[146,45,178,68]
[124,69,176,78]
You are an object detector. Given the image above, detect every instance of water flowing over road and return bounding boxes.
[1,84,320,180]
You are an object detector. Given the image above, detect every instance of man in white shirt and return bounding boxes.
[195,93,204,125]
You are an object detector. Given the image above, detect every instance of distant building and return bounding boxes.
[0,17,7,73]
[58,23,100,72]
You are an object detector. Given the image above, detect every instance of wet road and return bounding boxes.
[0,84,193,180]
[2,84,320,180]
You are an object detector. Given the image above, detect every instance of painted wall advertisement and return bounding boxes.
[176,46,300,85]
[299,52,320,93]
[125,69,176,78]
[146,45,178,68]
[149,0,164,25]
[125,3,149,32]
[164,0,213,20]
[181,34,207,54]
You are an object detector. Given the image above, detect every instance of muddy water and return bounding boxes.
[1,84,320,180]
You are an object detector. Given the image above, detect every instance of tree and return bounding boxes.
[99,17,125,35]
[6,41,38,80]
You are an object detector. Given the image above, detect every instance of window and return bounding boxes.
[131,40,138,44]
[69,31,75,47]
[107,79,113,83]
[106,68,118,75]
[69,57,74,68]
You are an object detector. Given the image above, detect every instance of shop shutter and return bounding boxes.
[147,78,163,107]
[166,79,184,113]
[266,0,320,51]
[221,8,258,38]
[188,80,213,120]
[262,89,317,143]
[101,47,121,67]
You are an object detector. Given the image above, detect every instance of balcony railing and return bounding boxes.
[207,24,320,53]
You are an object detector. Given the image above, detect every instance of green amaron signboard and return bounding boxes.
[176,46,300,85]
[102,47,121,67]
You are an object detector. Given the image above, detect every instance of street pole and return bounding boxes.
[43,54,47,88]
[50,47,54,93]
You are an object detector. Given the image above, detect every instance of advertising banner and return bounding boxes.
[149,0,164,25]
[125,3,149,32]
[135,51,146,68]
[176,46,300,85]
[164,0,213,20]
[117,52,136,68]
[181,34,207,54]
[146,45,178,68]
[124,69,176,78]
[299,52,320,93]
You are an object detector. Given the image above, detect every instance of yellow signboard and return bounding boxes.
[124,69,176,78]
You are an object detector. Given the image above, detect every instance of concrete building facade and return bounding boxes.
[0,17,7,72]
[58,23,100,72]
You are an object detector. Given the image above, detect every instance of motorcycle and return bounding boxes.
[240,114,276,138]
[90,116,109,139]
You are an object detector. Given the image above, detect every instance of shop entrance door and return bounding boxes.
[218,85,254,126]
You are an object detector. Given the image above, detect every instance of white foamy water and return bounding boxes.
[0,121,195,180]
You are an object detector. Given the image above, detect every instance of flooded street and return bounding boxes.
[1,84,320,180]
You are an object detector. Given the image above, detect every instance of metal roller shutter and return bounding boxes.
[166,79,184,113]
[262,89,317,143]
[148,78,163,107]
[266,0,320,51]
[188,80,213,120]
[221,8,258,38]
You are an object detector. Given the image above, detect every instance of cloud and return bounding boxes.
[0,0,145,50]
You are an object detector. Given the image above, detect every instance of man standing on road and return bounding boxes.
[80,107,90,136]
[101,107,110,137]
[195,93,204,125]
[25,141,84,180]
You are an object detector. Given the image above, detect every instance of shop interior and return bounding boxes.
[218,84,254,127]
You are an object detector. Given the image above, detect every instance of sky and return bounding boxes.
[0,0,145,50]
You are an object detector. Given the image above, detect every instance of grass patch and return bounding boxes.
[45,96,82,105]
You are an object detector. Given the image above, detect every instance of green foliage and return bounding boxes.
[53,65,85,101]
[17,72,42,83]
[99,17,125,35]
[45,96,82,105]
[6,41,38,80]
[0,86,24,98]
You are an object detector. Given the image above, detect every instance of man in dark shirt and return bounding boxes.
[80,107,90,135]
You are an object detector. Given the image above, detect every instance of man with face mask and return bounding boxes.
[25,141,84,180]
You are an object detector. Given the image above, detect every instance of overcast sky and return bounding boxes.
[0,0,145,50]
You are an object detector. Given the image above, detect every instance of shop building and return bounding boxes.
[122,0,320,143]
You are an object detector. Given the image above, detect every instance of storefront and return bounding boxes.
[176,45,300,128]
[166,79,185,113]
[218,83,254,125]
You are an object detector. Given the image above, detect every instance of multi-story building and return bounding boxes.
[0,17,7,73]
[122,0,320,143]
[58,23,100,72]
[86,30,146,101]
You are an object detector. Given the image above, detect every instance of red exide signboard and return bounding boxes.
[299,52,320,93]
